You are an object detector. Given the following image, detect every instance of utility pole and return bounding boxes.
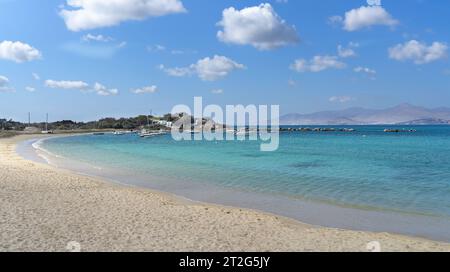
[28,112,31,126]
[45,113,48,131]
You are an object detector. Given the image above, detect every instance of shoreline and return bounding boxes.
[21,134,450,243]
[1,134,449,251]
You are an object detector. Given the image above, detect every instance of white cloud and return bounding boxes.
[0,41,42,63]
[211,89,224,94]
[217,3,299,50]
[290,56,346,73]
[194,55,245,81]
[26,86,36,92]
[0,75,14,92]
[329,96,354,103]
[159,65,192,77]
[45,80,118,96]
[337,43,358,58]
[160,55,245,81]
[82,34,113,42]
[32,73,40,80]
[332,6,398,32]
[60,0,186,31]
[45,79,89,90]
[94,82,118,96]
[388,40,448,64]
[354,66,377,79]
[131,85,158,94]
[354,66,376,74]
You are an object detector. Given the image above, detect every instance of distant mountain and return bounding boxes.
[281,104,450,125]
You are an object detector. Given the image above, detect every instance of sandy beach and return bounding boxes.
[0,135,449,252]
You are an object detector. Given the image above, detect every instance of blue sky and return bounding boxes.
[0,0,449,122]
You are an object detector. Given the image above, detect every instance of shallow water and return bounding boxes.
[18,126,450,242]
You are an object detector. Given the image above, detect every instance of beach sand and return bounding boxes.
[0,135,449,252]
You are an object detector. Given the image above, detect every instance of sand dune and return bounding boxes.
[0,135,449,252]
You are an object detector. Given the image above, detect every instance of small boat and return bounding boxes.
[234,128,257,136]
[140,132,166,138]
[114,130,136,135]
[93,132,105,135]
[139,129,166,138]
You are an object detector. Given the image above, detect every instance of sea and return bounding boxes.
[17,125,450,242]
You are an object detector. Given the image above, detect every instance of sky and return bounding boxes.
[0,0,449,122]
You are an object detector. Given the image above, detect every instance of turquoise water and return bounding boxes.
[39,126,450,218]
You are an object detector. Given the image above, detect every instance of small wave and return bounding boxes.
[30,138,64,167]
[31,137,105,171]
[32,139,64,159]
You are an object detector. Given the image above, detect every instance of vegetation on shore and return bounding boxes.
[0,131,17,138]
[0,114,179,132]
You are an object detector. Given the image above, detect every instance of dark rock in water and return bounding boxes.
[384,129,417,133]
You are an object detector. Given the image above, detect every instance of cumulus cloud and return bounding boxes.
[290,56,346,73]
[0,41,42,63]
[32,73,40,80]
[388,40,448,64]
[331,6,398,32]
[329,96,354,103]
[217,3,299,50]
[44,79,118,96]
[25,86,36,92]
[60,0,186,31]
[0,75,14,92]
[160,55,245,81]
[194,55,245,81]
[45,79,89,90]
[131,85,158,94]
[94,82,118,96]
